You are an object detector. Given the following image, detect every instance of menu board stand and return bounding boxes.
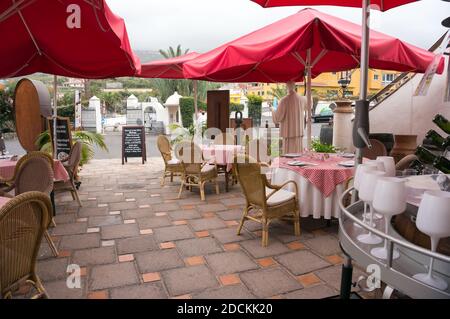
[47,116,72,160]
[122,125,146,165]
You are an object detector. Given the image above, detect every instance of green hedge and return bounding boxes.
[230,103,244,113]
[247,94,263,127]
[0,90,14,133]
[179,97,206,128]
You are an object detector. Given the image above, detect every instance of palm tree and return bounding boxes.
[159,45,189,59]
[269,84,287,100]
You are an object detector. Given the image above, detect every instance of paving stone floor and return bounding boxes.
[26,158,373,299]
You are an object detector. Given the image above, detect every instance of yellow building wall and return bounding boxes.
[243,69,400,101]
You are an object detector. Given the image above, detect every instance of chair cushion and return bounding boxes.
[266,188,296,206]
[168,158,180,165]
[201,164,216,173]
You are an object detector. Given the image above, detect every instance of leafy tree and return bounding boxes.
[269,84,287,100]
[99,91,123,114]
[159,45,189,59]
[0,89,14,133]
[247,94,263,127]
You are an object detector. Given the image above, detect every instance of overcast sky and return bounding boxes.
[107,0,449,52]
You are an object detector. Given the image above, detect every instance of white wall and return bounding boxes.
[370,54,450,143]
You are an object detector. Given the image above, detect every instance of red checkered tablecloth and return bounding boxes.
[0,158,70,182]
[271,155,354,197]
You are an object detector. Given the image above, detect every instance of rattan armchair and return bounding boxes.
[234,155,300,247]
[54,141,82,207]
[157,135,183,186]
[0,156,58,257]
[177,142,219,201]
[0,151,53,193]
[0,191,52,299]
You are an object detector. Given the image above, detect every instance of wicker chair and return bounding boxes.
[54,141,82,207]
[234,155,300,247]
[177,142,219,201]
[0,156,58,257]
[157,135,183,186]
[395,154,418,171]
[362,139,387,160]
[0,191,52,299]
[0,151,53,193]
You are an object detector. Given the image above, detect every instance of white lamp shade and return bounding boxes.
[359,170,386,203]
[376,156,396,177]
[373,177,407,216]
[416,190,450,239]
[354,163,378,191]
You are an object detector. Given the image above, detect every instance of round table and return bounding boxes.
[271,154,354,219]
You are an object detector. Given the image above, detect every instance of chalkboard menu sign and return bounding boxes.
[122,125,146,164]
[47,116,72,161]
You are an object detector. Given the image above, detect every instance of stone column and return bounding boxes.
[89,96,102,133]
[332,100,354,152]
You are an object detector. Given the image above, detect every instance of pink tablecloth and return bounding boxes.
[202,145,244,172]
[272,154,354,197]
[0,196,10,209]
[0,159,69,182]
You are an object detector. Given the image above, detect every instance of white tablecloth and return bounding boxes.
[271,167,345,219]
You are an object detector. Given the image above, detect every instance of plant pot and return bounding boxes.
[390,134,418,163]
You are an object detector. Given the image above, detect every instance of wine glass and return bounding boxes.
[413,190,450,290]
[356,170,386,245]
[376,156,396,177]
[353,163,378,228]
[371,177,407,260]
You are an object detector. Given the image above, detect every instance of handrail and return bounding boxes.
[338,187,450,264]
[368,32,448,110]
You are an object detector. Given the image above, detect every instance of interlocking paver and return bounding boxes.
[275,250,330,276]
[89,262,139,290]
[137,216,172,229]
[101,223,140,240]
[116,235,158,255]
[136,250,184,273]
[210,227,253,244]
[59,233,100,250]
[72,246,116,266]
[37,258,69,282]
[189,217,227,231]
[153,225,195,242]
[39,158,373,299]
[240,268,302,298]
[240,239,290,258]
[110,283,167,299]
[205,251,258,275]
[176,237,223,257]
[162,265,219,296]
[88,215,122,227]
[303,235,342,256]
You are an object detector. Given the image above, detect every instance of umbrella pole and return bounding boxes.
[53,74,57,159]
[351,0,371,204]
[306,49,312,150]
[193,80,199,124]
[355,0,371,166]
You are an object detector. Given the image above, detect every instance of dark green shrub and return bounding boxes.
[247,94,263,127]
[0,89,14,133]
[230,103,244,113]
[179,97,206,128]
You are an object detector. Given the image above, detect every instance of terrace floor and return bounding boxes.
[25,158,372,299]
